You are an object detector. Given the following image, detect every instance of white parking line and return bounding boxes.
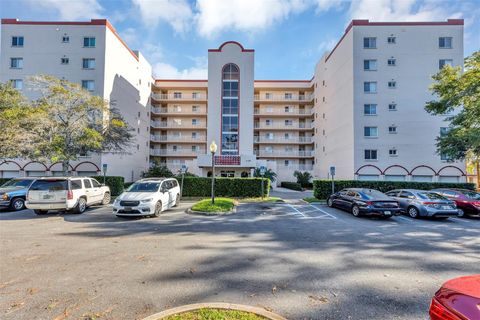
[308,204,337,219]
[288,204,306,217]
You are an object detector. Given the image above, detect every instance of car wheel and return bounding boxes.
[10,198,25,211]
[101,192,111,205]
[74,197,87,214]
[351,205,361,217]
[154,201,162,217]
[173,194,180,207]
[327,197,334,207]
[457,208,464,218]
[408,206,419,219]
[34,209,48,215]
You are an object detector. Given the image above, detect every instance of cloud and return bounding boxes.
[152,62,207,79]
[25,0,103,20]
[132,0,193,34]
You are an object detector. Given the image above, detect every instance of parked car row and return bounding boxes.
[327,187,480,219]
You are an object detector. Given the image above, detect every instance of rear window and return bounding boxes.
[30,180,68,191]
[362,189,388,199]
[418,192,446,200]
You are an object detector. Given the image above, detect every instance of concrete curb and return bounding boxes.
[186,207,236,216]
[141,302,286,320]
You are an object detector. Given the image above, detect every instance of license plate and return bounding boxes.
[43,194,53,199]
[442,206,451,210]
[384,211,391,215]
[124,207,132,211]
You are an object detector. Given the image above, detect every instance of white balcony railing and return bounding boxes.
[150,135,207,143]
[279,164,314,171]
[254,137,313,143]
[151,107,206,115]
[150,149,205,157]
[254,94,314,102]
[254,109,313,115]
[255,150,314,157]
[152,93,207,101]
[151,120,206,129]
[254,123,313,130]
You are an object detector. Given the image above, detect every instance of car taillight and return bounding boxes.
[429,297,462,320]
[473,201,480,207]
[67,190,73,200]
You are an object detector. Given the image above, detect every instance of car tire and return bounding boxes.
[33,209,48,215]
[101,192,111,205]
[327,197,334,207]
[351,205,361,217]
[154,201,162,217]
[10,198,25,211]
[407,206,419,219]
[457,208,464,218]
[74,197,87,214]
[173,194,180,207]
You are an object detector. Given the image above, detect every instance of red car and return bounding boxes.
[430,275,480,320]
[431,189,480,217]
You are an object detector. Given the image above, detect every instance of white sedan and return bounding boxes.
[113,178,180,217]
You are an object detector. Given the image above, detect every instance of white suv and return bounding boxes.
[113,178,180,217]
[26,177,111,215]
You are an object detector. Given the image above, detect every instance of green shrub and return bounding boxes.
[281,181,303,191]
[294,171,312,188]
[191,198,236,213]
[313,180,476,199]
[181,177,269,197]
[90,176,124,196]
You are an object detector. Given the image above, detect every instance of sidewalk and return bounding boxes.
[270,187,313,200]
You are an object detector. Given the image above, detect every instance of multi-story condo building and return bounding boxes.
[0,18,467,184]
[0,19,152,181]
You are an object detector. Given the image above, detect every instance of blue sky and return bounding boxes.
[1,0,479,79]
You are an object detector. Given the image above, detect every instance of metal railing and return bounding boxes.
[150,135,207,142]
[254,137,313,143]
[255,150,314,157]
[254,94,314,102]
[151,93,207,101]
[254,123,313,129]
[150,149,205,156]
[151,107,206,114]
[151,120,206,129]
[254,109,313,115]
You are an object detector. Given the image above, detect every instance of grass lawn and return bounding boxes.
[191,198,236,213]
[302,197,325,203]
[239,197,283,203]
[163,308,266,320]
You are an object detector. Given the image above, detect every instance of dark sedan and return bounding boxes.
[327,188,401,218]
[431,188,480,217]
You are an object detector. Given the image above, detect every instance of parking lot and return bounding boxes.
[1,200,479,319]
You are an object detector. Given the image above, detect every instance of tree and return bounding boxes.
[253,168,277,183]
[294,170,312,188]
[0,75,134,175]
[425,51,480,187]
[142,162,174,178]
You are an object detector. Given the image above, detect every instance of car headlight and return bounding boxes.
[113,198,121,204]
[1,193,9,201]
[140,198,153,203]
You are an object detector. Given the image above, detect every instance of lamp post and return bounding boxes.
[210,141,217,204]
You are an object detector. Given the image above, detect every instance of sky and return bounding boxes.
[1,0,479,80]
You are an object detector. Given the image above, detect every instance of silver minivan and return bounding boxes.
[385,189,458,219]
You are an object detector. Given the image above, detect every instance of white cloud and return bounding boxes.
[25,0,103,20]
[349,0,462,22]
[153,62,207,79]
[132,0,193,34]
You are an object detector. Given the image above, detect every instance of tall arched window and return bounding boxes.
[221,63,239,155]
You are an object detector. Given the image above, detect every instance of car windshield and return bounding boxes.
[1,179,33,188]
[462,191,480,200]
[362,189,388,199]
[30,180,68,191]
[127,182,160,192]
[418,192,447,200]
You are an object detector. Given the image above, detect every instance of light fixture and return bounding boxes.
[210,140,217,154]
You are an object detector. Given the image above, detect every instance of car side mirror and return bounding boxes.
[161,187,167,193]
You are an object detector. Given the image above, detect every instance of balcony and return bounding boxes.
[255,150,314,157]
[151,107,206,115]
[254,93,314,103]
[196,154,257,168]
[150,149,205,157]
[254,123,313,130]
[150,135,207,143]
[254,109,313,116]
[151,120,207,129]
[151,93,207,102]
[254,136,313,144]
[279,164,314,171]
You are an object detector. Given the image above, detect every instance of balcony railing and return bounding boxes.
[254,94,314,102]
[151,93,207,101]
[279,164,314,171]
[151,107,206,115]
[254,137,313,143]
[150,149,205,157]
[254,123,313,130]
[254,109,313,115]
[150,135,207,143]
[255,150,314,157]
[151,120,206,129]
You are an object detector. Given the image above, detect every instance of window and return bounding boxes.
[91,179,101,187]
[83,37,96,47]
[388,103,397,111]
[389,149,398,156]
[192,105,198,112]
[363,37,377,48]
[62,36,70,43]
[12,36,24,47]
[192,132,197,138]
[364,82,377,93]
[388,126,397,134]
[82,58,95,69]
[81,80,95,91]
[285,106,291,113]
[364,59,377,70]
[192,92,198,99]
[265,93,271,99]
[387,58,396,66]
[10,58,23,69]
[221,63,240,155]
[387,36,396,44]
[71,180,82,190]
[10,79,23,90]
[173,105,181,112]
[388,81,396,88]
[266,119,272,126]
[364,104,377,115]
[364,149,378,160]
[284,133,290,139]
[284,160,290,166]
[364,126,378,137]
[285,120,293,126]
[285,93,293,100]
[173,145,178,151]
[83,179,93,188]
[192,146,198,152]
[439,37,452,49]
[61,57,69,64]
[439,59,453,69]
[192,119,198,125]
[174,92,182,98]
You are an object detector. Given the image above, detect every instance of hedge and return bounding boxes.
[313,180,476,200]
[181,177,270,197]
[281,181,303,191]
[90,176,124,196]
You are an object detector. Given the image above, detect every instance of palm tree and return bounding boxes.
[253,168,277,183]
[294,170,312,188]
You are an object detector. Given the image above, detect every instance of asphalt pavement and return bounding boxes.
[1,201,479,319]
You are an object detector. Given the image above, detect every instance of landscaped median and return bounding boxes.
[188,198,237,215]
